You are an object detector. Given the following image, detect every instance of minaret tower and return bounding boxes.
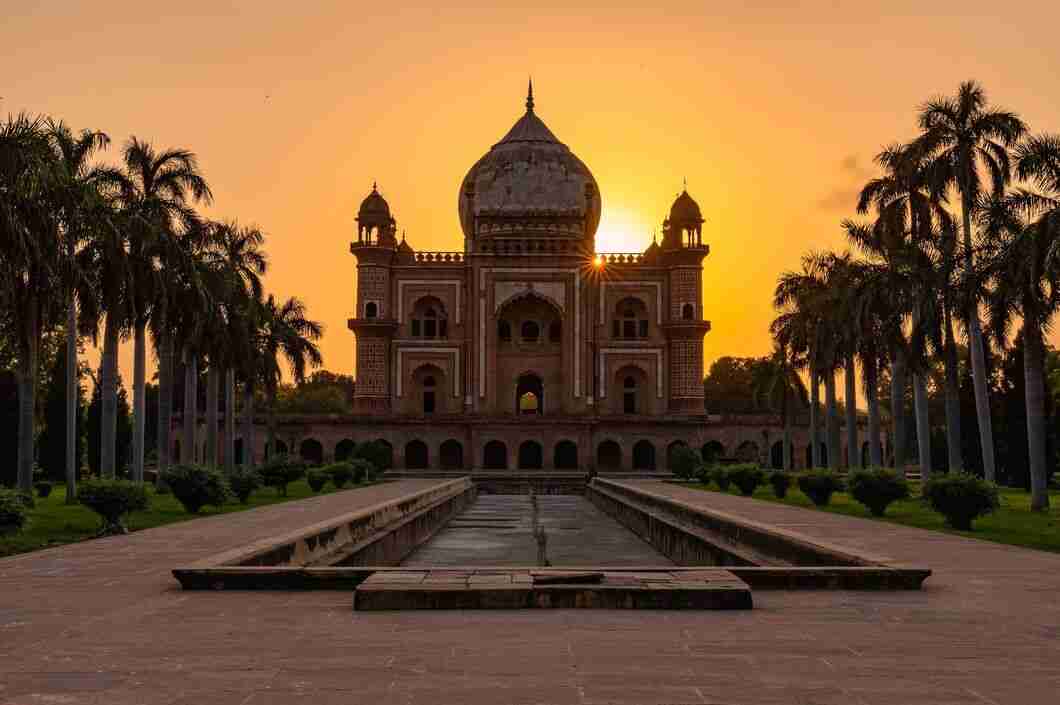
[661,185,711,413]
[348,184,398,413]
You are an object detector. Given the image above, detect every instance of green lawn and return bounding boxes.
[689,480,1060,553]
[1,479,379,559]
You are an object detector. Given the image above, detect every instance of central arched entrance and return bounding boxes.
[518,440,543,470]
[516,373,544,415]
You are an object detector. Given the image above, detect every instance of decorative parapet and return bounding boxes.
[413,251,465,264]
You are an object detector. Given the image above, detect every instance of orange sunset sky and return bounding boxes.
[5,2,1060,400]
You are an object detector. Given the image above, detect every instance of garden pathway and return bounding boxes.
[1,477,1058,704]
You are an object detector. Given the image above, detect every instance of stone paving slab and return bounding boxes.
[354,568,753,610]
[3,477,1060,703]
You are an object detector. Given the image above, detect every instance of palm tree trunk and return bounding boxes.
[205,365,219,469]
[943,308,964,472]
[100,309,120,479]
[16,298,40,494]
[890,345,908,477]
[913,372,932,480]
[224,368,236,471]
[131,320,147,483]
[864,354,883,466]
[242,382,255,468]
[781,384,792,471]
[809,358,820,468]
[824,371,839,469]
[267,387,278,461]
[961,203,997,481]
[182,346,197,464]
[156,329,173,479]
[844,355,858,469]
[1023,324,1050,511]
[65,298,78,503]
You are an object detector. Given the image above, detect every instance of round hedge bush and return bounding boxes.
[668,445,702,480]
[77,479,149,535]
[848,467,910,517]
[0,488,29,535]
[226,466,262,504]
[727,465,765,496]
[797,470,844,507]
[712,466,732,492]
[306,468,328,493]
[161,465,232,514]
[350,459,375,484]
[323,462,354,488]
[259,455,307,496]
[922,472,1000,530]
[768,471,792,499]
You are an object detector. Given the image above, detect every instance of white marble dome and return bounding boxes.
[458,84,601,240]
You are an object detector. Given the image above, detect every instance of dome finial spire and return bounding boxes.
[526,77,534,112]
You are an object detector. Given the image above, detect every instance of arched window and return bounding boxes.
[364,301,378,319]
[548,320,562,343]
[521,320,540,343]
[682,303,695,320]
[498,320,512,342]
[518,441,543,470]
[483,440,508,470]
[614,297,649,339]
[411,297,448,340]
[405,440,429,470]
[633,440,656,471]
[423,375,436,414]
[440,439,463,470]
[623,376,638,414]
[554,440,578,470]
[424,307,437,338]
[597,440,622,470]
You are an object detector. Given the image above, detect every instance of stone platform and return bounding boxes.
[354,568,753,610]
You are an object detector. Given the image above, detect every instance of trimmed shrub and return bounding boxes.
[161,465,232,514]
[226,466,262,504]
[694,464,713,485]
[669,445,701,480]
[0,488,29,535]
[35,481,54,499]
[798,470,844,507]
[78,479,149,535]
[350,458,375,484]
[323,462,354,488]
[922,472,1000,530]
[768,471,792,499]
[353,441,392,471]
[712,466,732,492]
[727,464,764,496]
[306,468,328,493]
[848,467,910,517]
[260,454,306,497]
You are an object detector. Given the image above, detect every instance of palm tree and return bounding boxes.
[257,295,324,457]
[773,255,832,468]
[0,114,60,493]
[844,208,917,476]
[759,341,807,471]
[108,139,212,481]
[45,120,110,499]
[201,221,268,470]
[979,134,1060,510]
[918,81,1027,481]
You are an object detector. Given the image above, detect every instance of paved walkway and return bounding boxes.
[2,478,1058,704]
